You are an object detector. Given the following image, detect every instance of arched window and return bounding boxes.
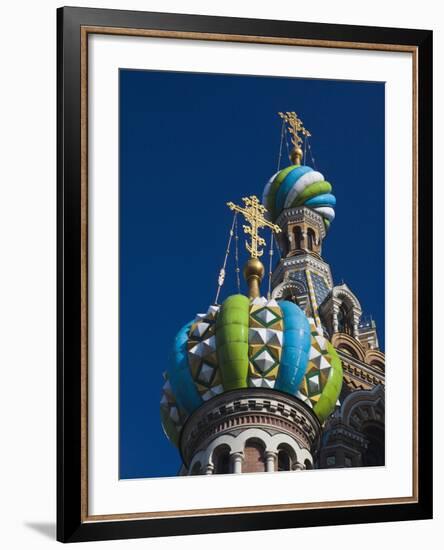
[293,226,303,251]
[213,445,231,474]
[307,228,316,251]
[338,343,358,359]
[277,450,291,471]
[337,304,352,335]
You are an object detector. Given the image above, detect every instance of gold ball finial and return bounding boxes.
[243,258,265,299]
[291,146,303,165]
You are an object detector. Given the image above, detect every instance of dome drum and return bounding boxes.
[179,388,321,472]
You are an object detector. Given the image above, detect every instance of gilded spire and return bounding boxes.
[278,111,311,165]
[227,196,281,298]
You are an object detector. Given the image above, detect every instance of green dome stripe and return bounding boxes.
[267,165,300,219]
[216,294,250,390]
[292,181,332,207]
[313,342,343,423]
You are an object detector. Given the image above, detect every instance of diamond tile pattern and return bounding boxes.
[247,300,283,387]
[187,305,222,400]
[252,348,277,374]
[299,317,336,408]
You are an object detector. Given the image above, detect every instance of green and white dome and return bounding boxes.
[262,164,336,228]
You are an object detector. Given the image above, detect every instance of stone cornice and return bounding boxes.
[275,206,326,239]
[339,351,385,388]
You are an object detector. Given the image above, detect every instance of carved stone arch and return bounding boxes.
[319,284,362,338]
[203,434,237,468]
[332,284,362,312]
[341,385,385,431]
[272,280,307,299]
[365,349,385,370]
[339,385,385,466]
[272,281,308,311]
[332,333,366,362]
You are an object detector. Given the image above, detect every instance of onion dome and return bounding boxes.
[160,295,343,447]
[262,165,336,228]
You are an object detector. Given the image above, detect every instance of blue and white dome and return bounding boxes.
[262,164,336,228]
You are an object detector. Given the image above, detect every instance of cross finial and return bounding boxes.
[278,111,311,165]
[227,196,281,259]
[227,196,281,299]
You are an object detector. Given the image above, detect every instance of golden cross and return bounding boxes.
[227,196,281,258]
[278,111,311,149]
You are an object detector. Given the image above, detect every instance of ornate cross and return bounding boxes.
[278,111,311,149]
[227,196,281,259]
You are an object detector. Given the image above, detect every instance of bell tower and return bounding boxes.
[271,206,333,325]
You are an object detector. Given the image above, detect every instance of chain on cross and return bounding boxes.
[226,196,281,259]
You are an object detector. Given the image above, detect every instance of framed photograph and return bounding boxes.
[57,6,433,543]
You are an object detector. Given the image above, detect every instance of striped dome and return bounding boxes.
[160,295,342,446]
[262,164,336,227]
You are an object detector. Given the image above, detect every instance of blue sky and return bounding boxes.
[119,69,385,479]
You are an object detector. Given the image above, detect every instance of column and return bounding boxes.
[204,463,214,475]
[332,303,339,333]
[231,452,243,474]
[264,451,277,473]
[353,312,361,337]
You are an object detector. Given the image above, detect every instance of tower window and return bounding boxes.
[337,304,352,335]
[293,226,303,251]
[307,228,316,251]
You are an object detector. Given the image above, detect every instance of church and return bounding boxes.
[160,111,385,474]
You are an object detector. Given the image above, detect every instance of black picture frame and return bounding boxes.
[57,5,433,543]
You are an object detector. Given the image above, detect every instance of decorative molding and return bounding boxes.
[275,206,326,239]
[338,351,385,387]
